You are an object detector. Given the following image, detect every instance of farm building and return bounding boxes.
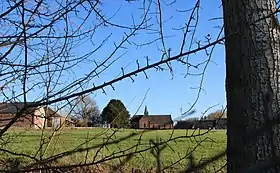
[130,114,173,129]
[174,118,227,129]
[0,102,69,129]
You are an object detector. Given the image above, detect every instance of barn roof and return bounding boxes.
[44,107,62,117]
[130,115,144,122]
[0,102,61,117]
[0,102,36,114]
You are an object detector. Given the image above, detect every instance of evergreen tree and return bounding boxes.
[101,99,130,128]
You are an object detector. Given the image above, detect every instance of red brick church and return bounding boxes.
[130,114,173,129]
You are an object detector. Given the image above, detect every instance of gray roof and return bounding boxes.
[44,107,62,117]
[130,115,144,122]
[0,103,61,117]
[0,102,36,114]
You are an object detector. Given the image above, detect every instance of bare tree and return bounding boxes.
[206,109,226,120]
[0,0,241,172]
[73,94,100,126]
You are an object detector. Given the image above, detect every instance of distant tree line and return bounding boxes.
[73,99,227,129]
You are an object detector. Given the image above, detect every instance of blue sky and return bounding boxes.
[77,0,226,120]
[1,0,225,120]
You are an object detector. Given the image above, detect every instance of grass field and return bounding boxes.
[0,128,226,172]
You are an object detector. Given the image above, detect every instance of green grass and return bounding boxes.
[0,128,226,172]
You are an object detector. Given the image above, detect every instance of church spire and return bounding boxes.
[144,105,149,116]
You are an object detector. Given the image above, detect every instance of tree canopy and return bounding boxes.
[101,99,130,128]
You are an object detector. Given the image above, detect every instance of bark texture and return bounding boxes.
[222,0,280,172]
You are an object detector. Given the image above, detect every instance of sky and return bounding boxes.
[1,0,226,121]
[76,0,226,120]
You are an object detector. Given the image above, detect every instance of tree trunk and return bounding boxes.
[222,0,280,172]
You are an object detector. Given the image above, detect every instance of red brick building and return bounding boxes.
[130,115,173,129]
